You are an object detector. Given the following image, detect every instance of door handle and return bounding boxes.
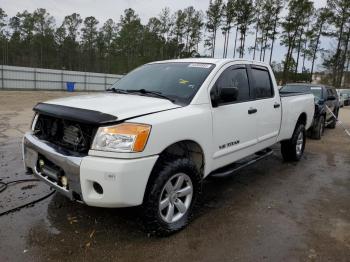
[248,108,257,114]
[274,103,281,108]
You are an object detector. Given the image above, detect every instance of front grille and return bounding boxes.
[34,114,96,154]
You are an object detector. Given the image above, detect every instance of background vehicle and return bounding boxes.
[339,94,345,107]
[281,84,339,139]
[23,59,314,235]
[338,89,350,106]
[345,94,350,106]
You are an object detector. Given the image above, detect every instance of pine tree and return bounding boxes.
[32,8,55,67]
[327,0,350,87]
[222,0,236,58]
[0,8,8,65]
[234,0,254,58]
[269,0,284,64]
[251,0,264,60]
[60,13,82,70]
[205,0,223,57]
[308,8,331,82]
[280,0,314,83]
[81,16,99,71]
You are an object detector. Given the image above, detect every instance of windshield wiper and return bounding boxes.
[106,87,128,94]
[126,89,175,103]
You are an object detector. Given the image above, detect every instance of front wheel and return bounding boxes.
[281,124,306,161]
[142,158,201,236]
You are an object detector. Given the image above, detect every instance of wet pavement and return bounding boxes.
[0,91,349,262]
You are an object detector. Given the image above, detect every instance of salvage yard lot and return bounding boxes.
[0,91,350,261]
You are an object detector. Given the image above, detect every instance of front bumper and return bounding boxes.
[23,132,159,207]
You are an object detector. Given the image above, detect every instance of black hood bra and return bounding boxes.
[34,103,118,126]
[33,102,181,126]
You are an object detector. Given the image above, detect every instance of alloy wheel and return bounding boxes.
[296,132,304,156]
[159,173,193,223]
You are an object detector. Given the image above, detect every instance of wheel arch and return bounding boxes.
[142,140,205,205]
[297,112,307,126]
[155,140,205,176]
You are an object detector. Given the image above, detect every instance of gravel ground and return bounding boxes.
[0,90,349,262]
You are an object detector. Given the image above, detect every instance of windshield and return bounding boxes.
[309,87,323,99]
[281,85,323,99]
[110,62,215,105]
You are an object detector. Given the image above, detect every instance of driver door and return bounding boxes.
[211,65,258,170]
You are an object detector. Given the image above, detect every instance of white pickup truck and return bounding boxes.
[23,59,314,235]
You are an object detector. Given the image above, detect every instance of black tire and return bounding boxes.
[312,115,325,140]
[327,109,338,129]
[281,123,306,161]
[142,157,201,236]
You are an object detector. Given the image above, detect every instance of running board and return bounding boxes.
[209,148,273,178]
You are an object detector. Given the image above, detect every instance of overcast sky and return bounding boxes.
[2,0,330,71]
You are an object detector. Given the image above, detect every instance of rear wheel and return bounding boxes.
[328,109,338,129]
[312,115,325,140]
[143,158,201,236]
[281,124,306,161]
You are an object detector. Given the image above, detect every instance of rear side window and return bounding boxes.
[327,88,333,98]
[328,88,337,96]
[251,68,273,99]
[215,67,250,104]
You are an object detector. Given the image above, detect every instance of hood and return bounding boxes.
[37,93,181,124]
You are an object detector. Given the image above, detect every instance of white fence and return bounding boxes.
[0,65,123,91]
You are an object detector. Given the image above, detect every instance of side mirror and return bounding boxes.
[327,95,336,101]
[220,87,239,103]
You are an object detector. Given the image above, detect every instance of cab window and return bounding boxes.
[213,66,250,105]
[251,68,274,99]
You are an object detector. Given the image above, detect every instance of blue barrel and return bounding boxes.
[66,82,75,92]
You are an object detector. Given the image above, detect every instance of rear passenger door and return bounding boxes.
[248,65,282,146]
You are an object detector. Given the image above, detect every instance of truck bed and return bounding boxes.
[279,91,311,97]
[278,93,315,141]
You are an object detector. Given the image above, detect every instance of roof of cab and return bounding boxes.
[286,83,336,89]
[150,58,270,67]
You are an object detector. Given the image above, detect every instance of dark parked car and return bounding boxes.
[280,84,339,139]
